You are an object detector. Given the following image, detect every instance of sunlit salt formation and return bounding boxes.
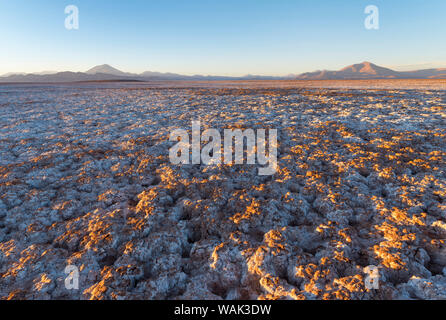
[0,84,445,300]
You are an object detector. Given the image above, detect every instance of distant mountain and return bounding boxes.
[403,68,446,79]
[340,62,399,77]
[0,72,139,83]
[297,62,398,79]
[2,71,59,77]
[30,71,58,76]
[86,64,134,77]
[140,71,184,78]
[1,62,446,83]
[2,72,27,77]
[295,62,446,80]
[0,65,282,82]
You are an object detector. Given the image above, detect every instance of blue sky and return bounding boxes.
[1,0,445,76]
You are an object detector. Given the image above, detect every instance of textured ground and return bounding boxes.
[0,83,445,300]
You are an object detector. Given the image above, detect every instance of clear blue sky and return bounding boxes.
[1,0,445,76]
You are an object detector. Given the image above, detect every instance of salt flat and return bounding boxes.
[0,81,445,300]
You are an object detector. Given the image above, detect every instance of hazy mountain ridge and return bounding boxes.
[0,66,280,82]
[1,62,446,82]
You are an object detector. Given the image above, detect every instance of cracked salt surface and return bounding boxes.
[0,82,445,300]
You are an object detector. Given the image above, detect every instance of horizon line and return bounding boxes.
[3,60,446,78]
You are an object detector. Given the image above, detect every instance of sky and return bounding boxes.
[1,0,446,76]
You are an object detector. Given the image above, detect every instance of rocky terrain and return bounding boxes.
[0,83,445,300]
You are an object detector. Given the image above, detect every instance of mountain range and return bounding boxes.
[295,62,446,80]
[1,62,445,83]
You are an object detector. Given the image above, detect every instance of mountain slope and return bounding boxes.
[402,68,446,79]
[339,62,399,77]
[297,62,401,80]
[86,64,133,76]
[295,62,446,80]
